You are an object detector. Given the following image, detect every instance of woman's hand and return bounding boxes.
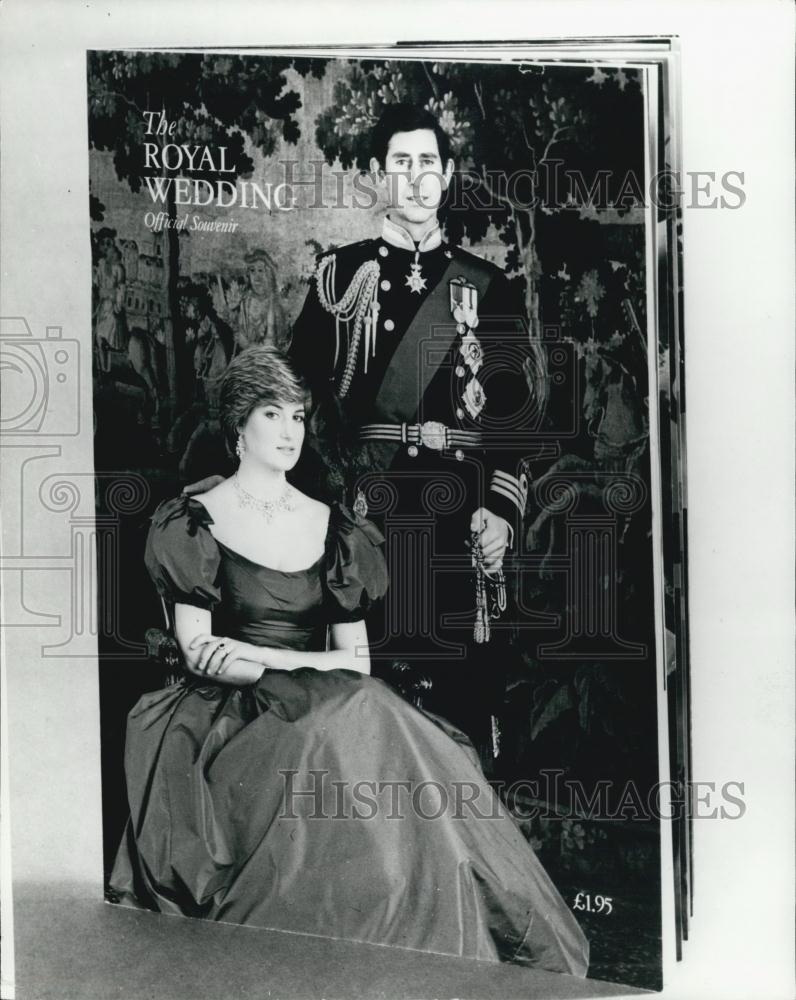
[188,634,264,682]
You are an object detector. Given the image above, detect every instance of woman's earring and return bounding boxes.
[236,435,244,461]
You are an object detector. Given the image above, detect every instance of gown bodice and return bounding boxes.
[145,493,389,657]
[213,542,328,651]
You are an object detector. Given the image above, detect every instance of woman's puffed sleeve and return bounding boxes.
[324,504,389,623]
[144,496,221,610]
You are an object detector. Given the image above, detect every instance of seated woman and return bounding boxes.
[109,346,589,976]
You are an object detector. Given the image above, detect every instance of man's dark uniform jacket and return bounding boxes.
[290,216,539,749]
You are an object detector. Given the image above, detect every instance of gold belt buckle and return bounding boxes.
[419,421,447,450]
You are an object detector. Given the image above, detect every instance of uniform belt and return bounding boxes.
[359,421,482,451]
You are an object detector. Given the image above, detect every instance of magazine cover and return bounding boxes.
[87,44,681,992]
[2,6,793,999]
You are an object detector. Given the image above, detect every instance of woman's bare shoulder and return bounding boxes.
[190,478,232,517]
[290,489,331,529]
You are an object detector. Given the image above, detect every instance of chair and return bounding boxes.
[144,596,184,688]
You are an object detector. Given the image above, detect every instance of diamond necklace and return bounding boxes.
[232,474,296,522]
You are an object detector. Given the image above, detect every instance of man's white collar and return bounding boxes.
[382,216,442,253]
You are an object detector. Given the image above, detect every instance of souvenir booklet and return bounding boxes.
[1,7,793,1000]
[85,41,685,993]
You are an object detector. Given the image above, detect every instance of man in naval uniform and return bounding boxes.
[291,104,539,759]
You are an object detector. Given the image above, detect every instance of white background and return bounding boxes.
[1,2,793,998]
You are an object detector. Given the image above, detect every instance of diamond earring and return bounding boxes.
[236,435,244,461]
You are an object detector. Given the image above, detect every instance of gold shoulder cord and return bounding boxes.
[315,254,380,398]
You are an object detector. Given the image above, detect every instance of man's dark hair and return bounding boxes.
[369,104,451,167]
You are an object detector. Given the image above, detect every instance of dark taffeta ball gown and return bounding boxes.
[110,495,589,975]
